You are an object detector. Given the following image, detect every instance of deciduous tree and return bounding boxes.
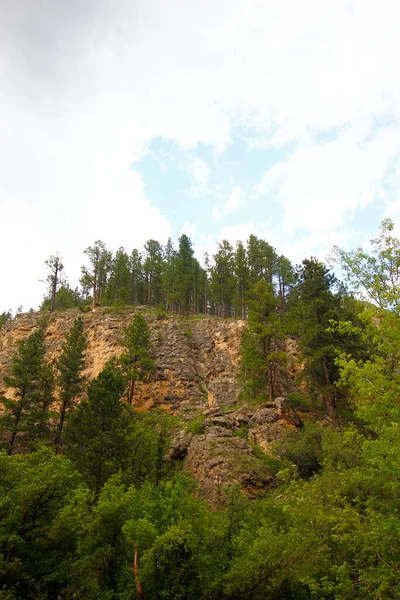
[334,218,400,314]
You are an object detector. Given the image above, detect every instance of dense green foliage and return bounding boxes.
[2,220,400,598]
[64,361,128,493]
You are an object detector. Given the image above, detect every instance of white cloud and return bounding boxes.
[184,156,211,197]
[385,201,400,221]
[1,0,400,310]
[217,220,354,270]
[0,157,171,312]
[212,187,243,220]
[256,123,400,233]
[189,157,210,188]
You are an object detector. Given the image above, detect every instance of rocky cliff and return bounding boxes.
[0,308,303,500]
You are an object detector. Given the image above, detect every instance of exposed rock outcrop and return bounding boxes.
[0,309,303,501]
[0,310,246,414]
[185,425,273,503]
[166,400,303,502]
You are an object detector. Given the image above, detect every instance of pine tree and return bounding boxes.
[143,240,164,306]
[80,240,112,306]
[129,249,145,305]
[175,234,195,313]
[55,317,87,450]
[238,328,266,400]
[120,313,155,405]
[234,241,250,319]
[246,235,276,285]
[247,279,287,401]
[26,361,56,443]
[192,258,206,314]
[275,254,296,313]
[0,328,46,454]
[64,361,128,493]
[44,254,65,312]
[105,247,131,306]
[41,284,82,311]
[210,240,236,317]
[162,238,177,311]
[289,258,341,415]
[0,310,12,328]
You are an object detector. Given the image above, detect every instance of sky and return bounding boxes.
[1,0,400,313]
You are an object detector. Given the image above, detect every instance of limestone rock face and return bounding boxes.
[246,399,303,454]
[133,316,247,413]
[0,310,127,397]
[164,431,192,461]
[0,309,303,501]
[0,310,245,412]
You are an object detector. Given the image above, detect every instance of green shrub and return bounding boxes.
[186,414,206,435]
[276,421,324,479]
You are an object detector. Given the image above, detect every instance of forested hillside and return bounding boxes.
[1,220,400,599]
[36,233,292,317]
